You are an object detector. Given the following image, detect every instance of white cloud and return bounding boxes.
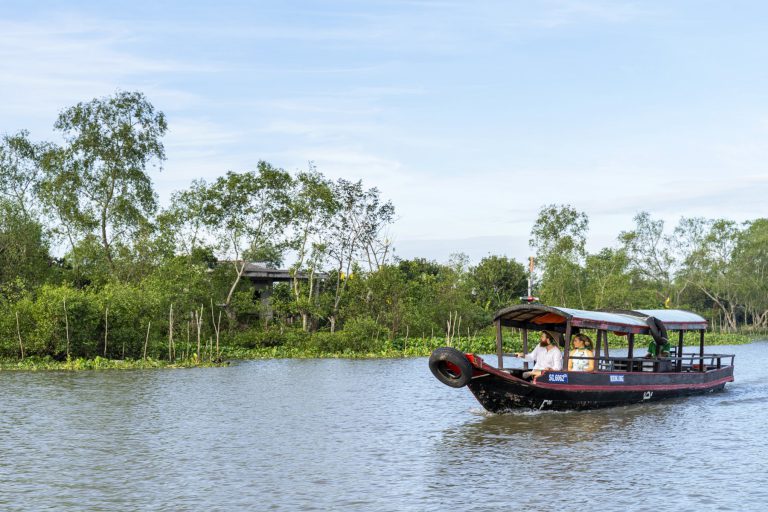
[0,15,210,135]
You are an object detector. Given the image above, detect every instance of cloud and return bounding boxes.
[0,15,211,134]
[524,0,650,28]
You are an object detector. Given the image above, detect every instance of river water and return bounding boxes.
[0,342,766,511]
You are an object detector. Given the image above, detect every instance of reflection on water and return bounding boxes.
[0,343,766,511]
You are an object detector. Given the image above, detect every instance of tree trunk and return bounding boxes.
[224,260,246,324]
[101,206,115,271]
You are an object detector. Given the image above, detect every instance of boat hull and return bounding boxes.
[467,361,734,412]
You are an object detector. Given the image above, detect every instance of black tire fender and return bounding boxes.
[429,347,473,388]
[646,316,669,347]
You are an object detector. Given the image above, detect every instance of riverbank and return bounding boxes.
[0,331,759,370]
[0,356,226,371]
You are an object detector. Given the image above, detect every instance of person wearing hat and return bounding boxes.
[514,331,563,379]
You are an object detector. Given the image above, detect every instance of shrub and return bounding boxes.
[224,326,312,349]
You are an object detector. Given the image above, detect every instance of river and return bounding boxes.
[1,342,766,511]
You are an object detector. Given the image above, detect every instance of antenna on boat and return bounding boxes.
[520,256,539,304]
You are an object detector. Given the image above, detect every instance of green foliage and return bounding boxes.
[0,130,43,218]
[50,90,168,270]
[470,255,527,312]
[0,200,53,290]
[335,316,388,352]
[224,326,307,349]
[25,284,101,358]
[530,204,590,307]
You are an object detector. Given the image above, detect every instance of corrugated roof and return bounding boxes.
[494,305,707,333]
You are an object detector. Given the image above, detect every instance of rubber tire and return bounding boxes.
[429,347,473,388]
[646,316,669,346]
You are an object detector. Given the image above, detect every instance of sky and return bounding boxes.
[1,0,767,264]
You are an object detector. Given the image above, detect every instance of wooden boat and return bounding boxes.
[429,305,734,411]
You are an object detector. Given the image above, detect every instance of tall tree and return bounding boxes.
[0,130,43,219]
[52,91,167,271]
[198,163,294,321]
[529,204,589,307]
[620,211,676,303]
[582,248,633,309]
[37,145,93,284]
[469,255,527,312]
[678,219,741,331]
[325,179,395,332]
[0,199,51,292]
[161,178,210,258]
[288,166,337,330]
[731,219,768,328]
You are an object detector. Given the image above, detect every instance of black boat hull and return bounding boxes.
[466,361,733,412]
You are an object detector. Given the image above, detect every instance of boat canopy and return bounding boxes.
[604,309,708,331]
[493,305,707,334]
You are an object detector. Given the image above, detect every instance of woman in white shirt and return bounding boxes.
[568,334,595,372]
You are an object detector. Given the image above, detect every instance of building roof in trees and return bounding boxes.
[242,262,328,283]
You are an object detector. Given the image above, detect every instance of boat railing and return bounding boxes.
[565,352,735,373]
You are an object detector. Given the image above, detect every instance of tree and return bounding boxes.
[582,248,634,309]
[0,200,52,292]
[197,163,294,321]
[325,179,395,332]
[731,219,768,329]
[469,255,527,312]
[288,166,337,330]
[52,91,167,271]
[529,204,589,307]
[0,130,43,219]
[619,212,676,303]
[37,145,93,284]
[161,179,210,258]
[677,219,742,331]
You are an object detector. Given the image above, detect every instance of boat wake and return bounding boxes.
[714,381,768,406]
[468,406,577,417]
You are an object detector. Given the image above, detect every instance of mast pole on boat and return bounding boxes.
[527,256,533,299]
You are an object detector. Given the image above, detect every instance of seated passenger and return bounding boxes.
[568,334,595,372]
[514,331,563,379]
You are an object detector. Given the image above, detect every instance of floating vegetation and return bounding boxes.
[0,355,227,371]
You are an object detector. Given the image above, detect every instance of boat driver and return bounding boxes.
[645,337,672,372]
[514,331,563,380]
[645,338,671,358]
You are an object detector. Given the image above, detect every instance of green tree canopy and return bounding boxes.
[51,90,167,271]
